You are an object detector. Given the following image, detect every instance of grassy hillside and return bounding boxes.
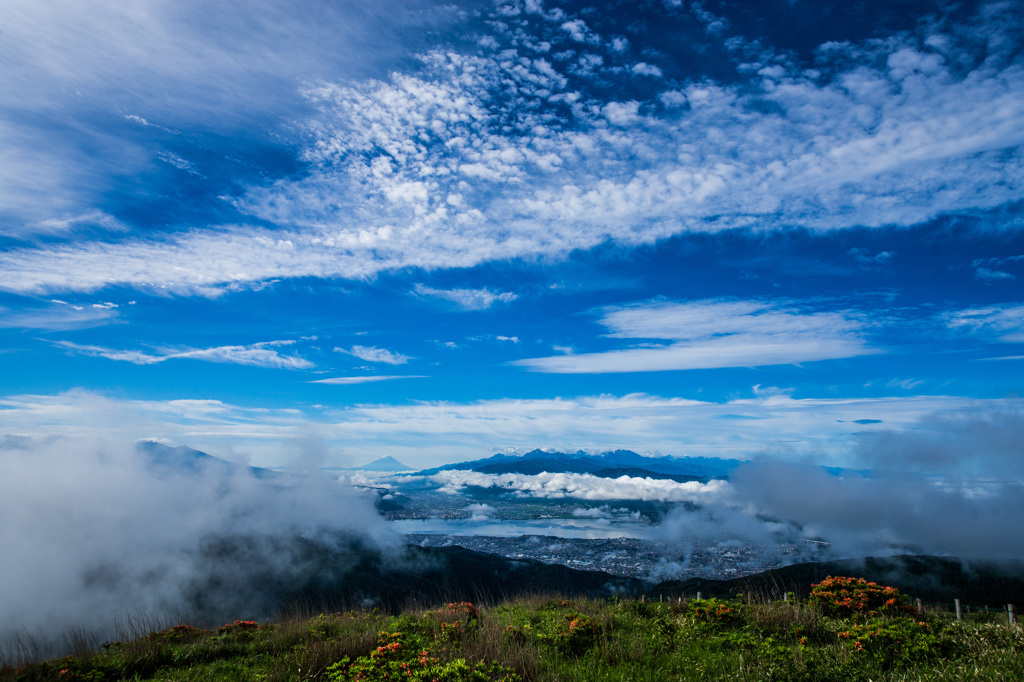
[653,555,1024,607]
[4,577,1022,681]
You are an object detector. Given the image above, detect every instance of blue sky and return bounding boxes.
[1,0,1023,469]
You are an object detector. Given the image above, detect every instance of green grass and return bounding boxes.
[3,589,1022,681]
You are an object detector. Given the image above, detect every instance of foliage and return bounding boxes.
[689,597,744,628]
[324,630,518,682]
[809,575,915,618]
[836,616,946,669]
[3,579,1023,681]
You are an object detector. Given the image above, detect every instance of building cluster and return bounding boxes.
[405,533,825,582]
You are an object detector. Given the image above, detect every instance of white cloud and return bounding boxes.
[464,502,495,520]
[515,298,877,373]
[0,390,994,470]
[0,434,393,646]
[32,211,130,235]
[170,342,312,368]
[848,248,894,265]
[414,284,518,310]
[311,375,426,385]
[56,340,313,369]
[572,506,611,518]
[973,254,1024,268]
[0,300,120,331]
[0,0,448,231]
[55,342,158,365]
[886,378,925,390]
[942,304,1024,343]
[560,19,600,44]
[975,267,1016,282]
[602,100,641,126]
[156,151,201,176]
[971,254,1022,282]
[431,470,732,502]
[337,345,411,365]
[631,62,663,77]
[0,5,1020,294]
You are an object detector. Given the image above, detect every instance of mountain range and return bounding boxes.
[138,442,743,482]
[651,554,1024,607]
[136,440,276,479]
[186,536,1024,620]
[416,448,744,482]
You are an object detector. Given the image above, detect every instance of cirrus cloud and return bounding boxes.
[55,339,313,369]
[514,298,877,373]
[413,284,518,311]
[336,345,411,365]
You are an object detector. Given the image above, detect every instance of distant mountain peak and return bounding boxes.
[415,448,744,479]
[350,455,414,472]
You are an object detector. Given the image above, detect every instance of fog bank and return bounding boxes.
[659,406,1024,561]
[0,436,395,656]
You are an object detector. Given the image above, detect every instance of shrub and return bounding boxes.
[689,598,744,628]
[808,576,914,618]
[836,617,946,669]
[216,620,261,636]
[553,614,598,656]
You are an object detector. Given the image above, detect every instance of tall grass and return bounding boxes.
[3,588,1022,681]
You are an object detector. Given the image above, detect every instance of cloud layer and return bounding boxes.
[429,469,732,502]
[1,1,1022,294]
[0,389,1002,469]
[0,435,394,650]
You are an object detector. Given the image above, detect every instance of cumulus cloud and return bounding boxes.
[0,2,1020,294]
[515,298,877,373]
[414,285,518,311]
[631,62,663,77]
[0,435,395,651]
[464,502,495,520]
[431,470,732,502]
[56,339,314,369]
[602,101,641,126]
[560,18,601,44]
[573,506,612,518]
[337,345,411,365]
